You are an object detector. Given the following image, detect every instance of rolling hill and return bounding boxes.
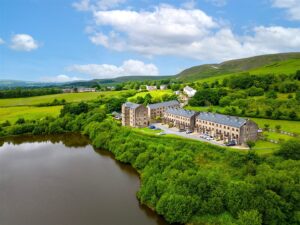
[176,52,300,82]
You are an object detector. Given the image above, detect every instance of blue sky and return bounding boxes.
[0,0,300,82]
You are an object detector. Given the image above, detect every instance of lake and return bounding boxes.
[0,134,169,225]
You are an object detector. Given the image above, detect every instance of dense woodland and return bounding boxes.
[189,71,300,120]
[0,93,299,225]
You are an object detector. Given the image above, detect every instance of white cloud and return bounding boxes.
[272,0,300,20]
[67,60,159,78]
[205,0,227,7]
[10,34,39,51]
[181,0,197,9]
[0,38,5,45]
[72,0,91,11]
[42,75,83,83]
[72,0,126,11]
[84,5,300,62]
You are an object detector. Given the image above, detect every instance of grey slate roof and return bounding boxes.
[165,108,198,118]
[123,102,141,109]
[148,100,180,109]
[197,112,247,128]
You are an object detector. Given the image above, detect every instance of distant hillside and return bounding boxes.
[177,52,300,81]
[0,76,172,89]
[63,75,172,88]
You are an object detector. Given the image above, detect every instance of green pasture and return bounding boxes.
[0,91,128,107]
[0,106,62,123]
[128,90,173,102]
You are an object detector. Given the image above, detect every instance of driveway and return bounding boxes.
[152,123,226,147]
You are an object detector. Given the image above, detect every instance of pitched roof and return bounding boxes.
[165,108,198,118]
[123,102,141,109]
[184,86,196,92]
[197,112,247,128]
[148,100,180,109]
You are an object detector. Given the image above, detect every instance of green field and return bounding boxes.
[128,90,173,102]
[0,106,62,123]
[0,90,132,123]
[0,91,128,107]
[251,118,300,134]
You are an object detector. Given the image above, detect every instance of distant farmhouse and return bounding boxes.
[62,87,96,93]
[148,100,180,122]
[183,86,197,97]
[122,102,148,128]
[195,112,258,145]
[146,85,157,91]
[164,108,199,131]
[78,87,96,93]
[160,85,167,90]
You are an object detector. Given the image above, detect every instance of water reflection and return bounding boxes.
[0,134,169,225]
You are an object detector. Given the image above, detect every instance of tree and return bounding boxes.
[289,111,297,120]
[295,70,300,80]
[264,124,270,131]
[276,139,300,160]
[246,140,256,150]
[15,118,25,125]
[143,93,153,105]
[237,210,262,225]
[266,90,277,99]
[275,125,281,132]
[296,91,300,102]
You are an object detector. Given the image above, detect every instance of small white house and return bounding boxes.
[160,85,167,90]
[146,85,157,91]
[183,86,197,97]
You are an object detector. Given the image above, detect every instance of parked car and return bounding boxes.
[155,127,161,130]
[226,141,236,146]
[148,125,156,129]
[206,136,214,141]
[186,130,193,134]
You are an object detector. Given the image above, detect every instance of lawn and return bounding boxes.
[0,106,62,123]
[128,90,173,102]
[251,118,300,134]
[0,91,129,107]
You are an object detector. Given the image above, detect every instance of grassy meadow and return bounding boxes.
[0,90,131,123]
[0,106,62,123]
[128,90,173,102]
[0,91,129,107]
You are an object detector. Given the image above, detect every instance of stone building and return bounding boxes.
[147,100,180,122]
[195,112,258,145]
[163,108,199,131]
[183,86,197,97]
[122,102,148,128]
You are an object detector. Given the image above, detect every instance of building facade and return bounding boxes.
[195,112,258,145]
[183,86,197,97]
[163,108,199,131]
[146,85,157,91]
[148,100,180,121]
[122,102,149,128]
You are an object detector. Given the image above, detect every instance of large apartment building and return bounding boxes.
[164,108,199,131]
[147,100,180,121]
[122,102,148,128]
[195,112,258,145]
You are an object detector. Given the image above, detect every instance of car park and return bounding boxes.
[226,141,236,146]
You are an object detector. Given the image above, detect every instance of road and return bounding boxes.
[153,123,226,147]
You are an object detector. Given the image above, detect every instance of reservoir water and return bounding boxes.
[0,134,168,225]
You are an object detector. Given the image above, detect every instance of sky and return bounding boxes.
[0,0,300,82]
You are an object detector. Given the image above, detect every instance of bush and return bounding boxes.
[276,139,300,160]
